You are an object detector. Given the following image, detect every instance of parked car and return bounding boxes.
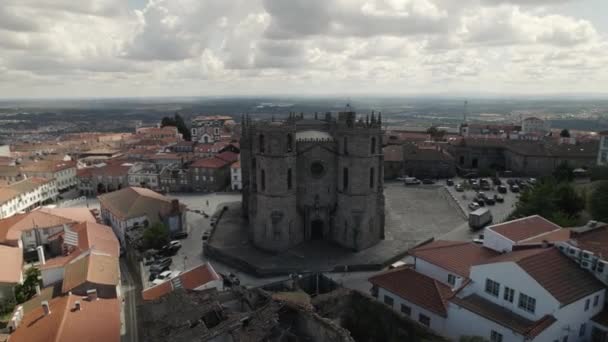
[476,199,485,206]
[202,231,210,241]
[498,185,507,194]
[492,177,502,186]
[455,184,464,192]
[510,184,520,193]
[446,179,454,186]
[422,179,435,185]
[143,257,156,266]
[485,197,496,205]
[468,202,480,211]
[404,177,421,185]
[506,179,516,186]
[173,231,188,240]
[169,240,182,249]
[149,264,169,274]
[494,194,504,203]
[472,234,484,244]
[153,257,172,269]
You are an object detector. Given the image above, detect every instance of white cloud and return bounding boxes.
[0,0,606,97]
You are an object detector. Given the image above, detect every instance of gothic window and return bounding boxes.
[259,134,265,153]
[344,136,348,155]
[287,134,293,153]
[343,167,349,191]
[370,167,375,189]
[287,168,292,190]
[371,137,376,155]
[261,169,266,191]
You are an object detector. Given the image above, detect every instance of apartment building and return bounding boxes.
[20,160,77,192]
[0,178,58,219]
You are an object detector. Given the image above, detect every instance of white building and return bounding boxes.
[0,178,58,219]
[190,116,234,143]
[127,162,160,190]
[98,187,187,247]
[230,160,242,191]
[483,215,568,253]
[20,161,77,192]
[370,219,606,342]
[522,117,550,135]
[598,131,608,166]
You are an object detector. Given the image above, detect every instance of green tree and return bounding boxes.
[589,181,608,222]
[160,113,191,141]
[509,178,584,226]
[14,267,41,304]
[426,126,446,141]
[553,161,574,183]
[560,129,571,138]
[142,222,170,250]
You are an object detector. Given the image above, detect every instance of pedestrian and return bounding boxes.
[206,200,209,207]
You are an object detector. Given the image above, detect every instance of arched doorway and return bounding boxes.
[311,220,324,240]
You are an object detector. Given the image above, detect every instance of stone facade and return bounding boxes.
[241,109,385,253]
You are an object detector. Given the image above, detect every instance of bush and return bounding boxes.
[509,177,584,226]
[589,181,608,222]
[14,267,41,304]
[142,222,170,250]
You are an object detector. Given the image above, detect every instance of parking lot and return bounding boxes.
[444,177,521,226]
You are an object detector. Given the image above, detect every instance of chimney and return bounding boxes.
[74,301,81,311]
[86,289,98,301]
[42,301,51,316]
[35,284,41,296]
[36,246,46,265]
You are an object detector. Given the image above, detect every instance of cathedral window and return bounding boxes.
[287,168,292,190]
[371,137,376,155]
[287,134,293,152]
[343,167,349,190]
[259,134,265,153]
[261,169,266,191]
[343,136,348,155]
[370,167,375,189]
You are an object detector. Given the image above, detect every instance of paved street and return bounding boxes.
[120,259,140,342]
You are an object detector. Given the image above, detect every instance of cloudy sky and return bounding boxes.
[0,0,606,98]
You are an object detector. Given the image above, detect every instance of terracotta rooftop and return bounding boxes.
[37,207,96,224]
[488,215,562,243]
[477,247,604,305]
[20,160,76,173]
[142,263,221,301]
[0,245,23,284]
[410,240,499,278]
[383,145,404,162]
[191,157,230,169]
[0,211,74,245]
[569,224,608,257]
[62,251,119,293]
[230,160,241,169]
[71,221,120,258]
[215,151,239,164]
[98,186,183,220]
[9,294,120,342]
[369,266,453,317]
[451,294,556,339]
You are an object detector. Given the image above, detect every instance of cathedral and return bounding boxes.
[240,107,385,253]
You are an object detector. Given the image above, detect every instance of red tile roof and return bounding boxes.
[71,221,120,258]
[570,224,608,257]
[191,157,230,169]
[141,263,221,301]
[9,294,120,342]
[410,240,499,278]
[451,294,556,339]
[215,151,239,164]
[0,211,74,245]
[0,245,22,284]
[230,160,241,169]
[488,215,562,243]
[62,252,119,293]
[369,266,453,317]
[478,247,604,304]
